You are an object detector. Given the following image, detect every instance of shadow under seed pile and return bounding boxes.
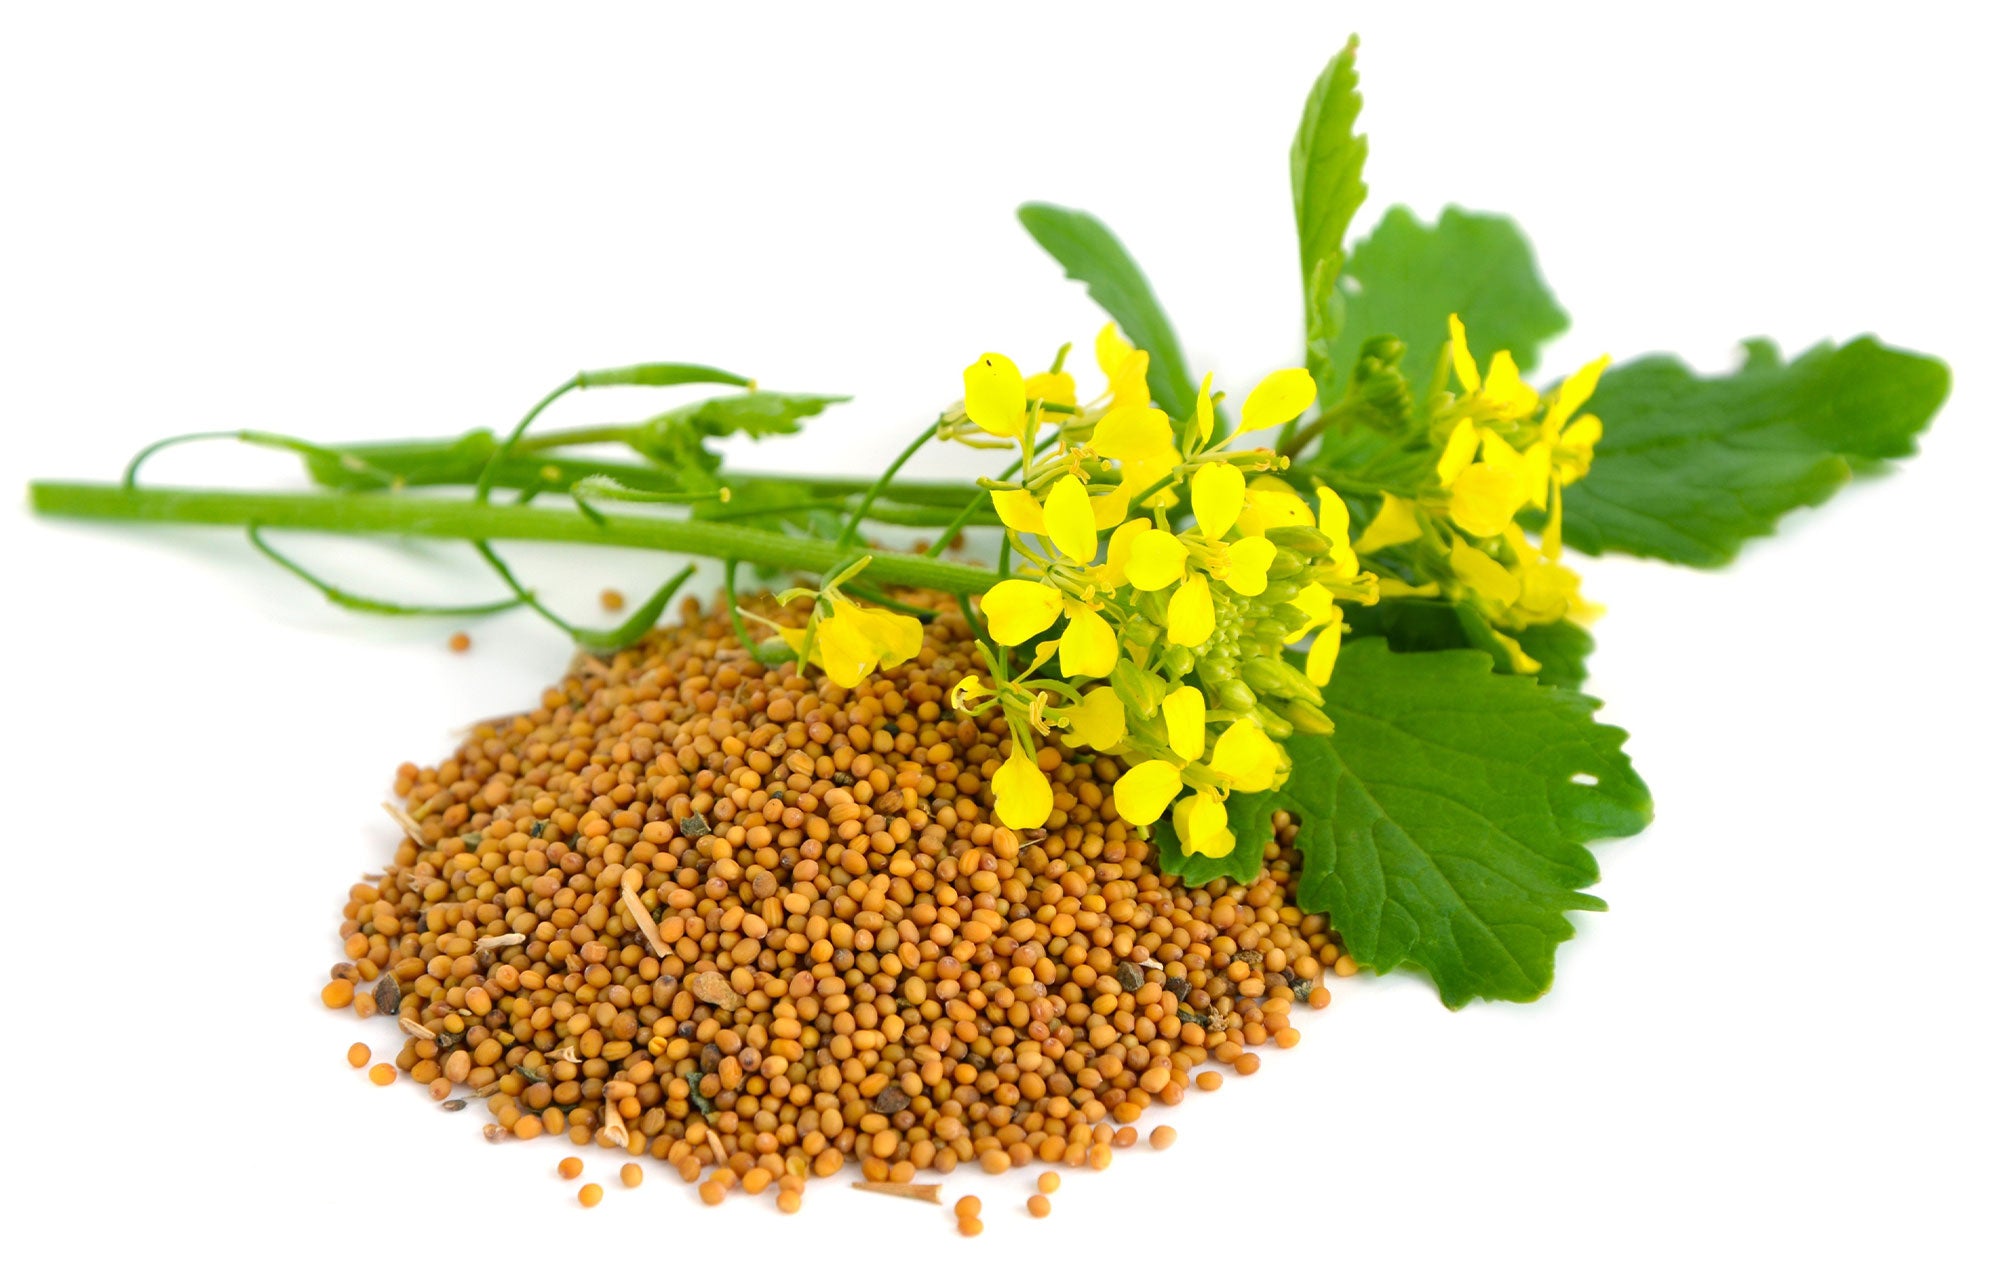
[327,593,1343,1197]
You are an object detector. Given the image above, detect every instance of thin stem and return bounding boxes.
[722,560,765,654]
[125,430,395,490]
[473,542,580,640]
[30,481,1001,593]
[514,423,641,453]
[246,525,524,617]
[835,420,940,550]
[474,377,584,505]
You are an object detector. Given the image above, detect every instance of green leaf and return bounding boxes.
[1017,203,1198,419]
[1511,621,1595,692]
[1311,205,1569,411]
[1310,641,1648,1006]
[577,362,751,390]
[683,391,850,440]
[1292,36,1369,394]
[1559,337,1950,566]
[1156,785,1289,887]
[1161,639,1649,1007]
[1343,600,1595,691]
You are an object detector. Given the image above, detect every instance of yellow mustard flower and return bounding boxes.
[993,743,1052,828]
[1447,314,1539,423]
[783,598,924,689]
[1190,463,1278,595]
[1173,789,1235,859]
[1284,487,1362,684]
[1214,367,1318,447]
[981,578,1064,644]
[1123,529,1190,591]
[1098,517,1151,589]
[1209,719,1281,792]
[1444,427,1538,538]
[1061,686,1127,752]
[963,353,1031,440]
[1091,403,1181,508]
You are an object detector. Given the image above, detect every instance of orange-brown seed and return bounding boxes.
[346,1042,370,1069]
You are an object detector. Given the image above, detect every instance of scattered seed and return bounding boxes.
[346,1042,370,1069]
[957,1216,984,1238]
[601,588,626,612]
[368,1063,396,1087]
[1037,1171,1060,1194]
[448,632,471,653]
[777,1189,803,1214]
[1028,1194,1052,1218]
[953,1195,981,1220]
[442,1099,467,1112]
[559,1157,583,1180]
[578,1183,603,1208]
[621,1164,643,1189]
[320,979,354,1010]
[1150,1125,1178,1151]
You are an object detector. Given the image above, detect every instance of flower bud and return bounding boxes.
[1160,645,1195,678]
[1279,699,1335,736]
[1250,703,1295,739]
[1111,659,1165,718]
[1215,678,1258,714]
[1265,524,1333,555]
[1266,547,1309,579]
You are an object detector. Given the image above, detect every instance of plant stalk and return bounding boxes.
[29,482,1001,593]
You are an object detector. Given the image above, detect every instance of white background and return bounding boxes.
[2,3,1994,1270]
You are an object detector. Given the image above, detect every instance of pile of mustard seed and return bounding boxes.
[324,592,1348,1205]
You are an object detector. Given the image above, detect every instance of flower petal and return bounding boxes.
[1172,790,1235,859]
[1092,405,1175,461]
[1219,535,1275,596]
[813,610,878,688]
[989,488,1045,535]
[1543,354,1610,434]
[1163,685,1206,762]
[1481,350,1539,419]
[843,601,924,668]
[1448,314,1481,393]
[1061,685,1127,752]
[1305,615,1343,685]
[1043,474,1098,565]
[1447,464,1527,538]
[1239,367,1317,433]
[992,746,1053,829]
[963,353,1026,438]
[1436,419,1480,485]
[1099,517,1150,589]
[981,579,1064,644]
[1190,462,1246,541]
[1353,494,1422,553]
[1209,719,1280,792]
[1113,759,1183,826]
[1094,323,1134,378]
[1448,538,1521,606]
[1236,477,1314,537]
[1125,530,1189,591]
[1024,369,1077,411]
[1165,573,1215,646]
[1059,604,1117,678]
[1193,371,1216,449]
[1286,581,1334,642]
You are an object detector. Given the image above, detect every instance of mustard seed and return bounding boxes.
[621,1164,643,1188]
[447,631,471,653]
[558,1157,583,1180]
[321,980,354,1010]
[957,1216,984,1238]
[777,1188,803,1214]
[1028,1194,1052,1218]
[979,1149,1009,1174]
[954,1195,981,1220]
[368,1063,396,1087]
[578,1183,603,1208]
[1150,1126,1178,1151]
[346,1042,370,1069]
[1036,1171,1060,1194]
[600,589,626,612]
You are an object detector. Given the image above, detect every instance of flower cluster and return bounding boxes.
[748,556,925,689]
[947,326,1378,850]
[1352,315,1609,673]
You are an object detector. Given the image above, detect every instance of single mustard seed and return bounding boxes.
[1150,1125,1178,1151]
[1028,1194,1052,1219]
[979,1149,1009,1174]
[1036,1171,1060,1194]
[600,588,626,612]
[620,1164,643,1188]
[1196,1071,1223,1092]
[447,631,471,653]
[777,1189,802,1214]
[346,1042,370,1069]
[698,1180,726,1206]
[953,1195,981,1220]
[558,1157,583,1180]
[368,1063,396,1087]
[957,1216,984,1238]
[578,1183,603,1208]
[321,979,354,1010]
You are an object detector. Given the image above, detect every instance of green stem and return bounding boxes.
[247,525,525,617]
[515,423,641,453]
[31,481,1001,593]
[475,378,583,505]
[836,420,940,550]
